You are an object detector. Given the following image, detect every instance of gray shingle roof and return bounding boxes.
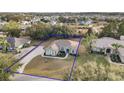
[14,37,30,47]
[118,48,124,57]
[45,39,78,51]
[91,37,124,49]
[7,37,31,48]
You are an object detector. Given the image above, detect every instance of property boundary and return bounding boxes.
[4,34,83,81]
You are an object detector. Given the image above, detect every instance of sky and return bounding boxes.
[0,0,123,12]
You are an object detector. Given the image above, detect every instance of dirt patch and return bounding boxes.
[78,44,86,54]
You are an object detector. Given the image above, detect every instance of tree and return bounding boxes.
[118,22,124,35]
[112,43,124,54]
[0,14,26,22]
[99,21,118,38]
[26,23,51,40]
[3,21,21,37]
[52,25,75,35]
[112,43,124,50]
[82,17,88,21]
[83,33,97,49]
[91,17,99,22]
[0,39,10,53]
[58,16,66,23]
[0,53,18,80]
[27,23,75,40]
[64,62,124,81]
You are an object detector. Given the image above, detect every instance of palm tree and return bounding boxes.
[112,43,124,53]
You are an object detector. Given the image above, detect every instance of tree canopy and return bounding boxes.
[3,21,21,37]
[0,53,18,80]
[26,23,75,40]
[118,22,124,35]
[64,62,124,81]
[99,21,118,38]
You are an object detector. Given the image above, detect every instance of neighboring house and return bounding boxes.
[90,37,124,63]
[43,40,78,57]
[50,20,57,25]
[7,37,31,50]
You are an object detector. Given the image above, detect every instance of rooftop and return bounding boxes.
[91,37,124,48]
[44,39,78,51]
[7,37,31,48]
[118,48,124,57]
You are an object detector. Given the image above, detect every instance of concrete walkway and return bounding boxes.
[41,53,69,59]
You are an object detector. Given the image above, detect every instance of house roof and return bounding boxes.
[91,37,124,49]
[7,37,31,48]
[118,48,124,57]
[15,37,31,47]
[44,39,78,51]
[7,37,15,43]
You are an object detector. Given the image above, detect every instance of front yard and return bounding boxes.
[24,55,74,80]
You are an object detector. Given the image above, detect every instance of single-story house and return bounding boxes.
[43,39,78,57]
[7,37,31,50]
[90,37,124,54]
[90,37,124,63]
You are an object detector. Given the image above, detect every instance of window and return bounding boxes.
[106,48,111,54]
[52,51,56,56]
[71,50,74,54]
[66,49,69,53]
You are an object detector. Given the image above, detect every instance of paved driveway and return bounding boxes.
[16,45,44,73]
[10,45,54,81]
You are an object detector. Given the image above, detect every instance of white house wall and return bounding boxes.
[119,55,124,63]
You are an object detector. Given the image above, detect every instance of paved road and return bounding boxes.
[10,74,55,81]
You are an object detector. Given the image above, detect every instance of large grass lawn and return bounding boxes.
[24,55,74,80]
[77,52,109,65]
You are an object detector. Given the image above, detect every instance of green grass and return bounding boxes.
[77,36,110,66]
[24,55,74,79]
[77,52,109,65]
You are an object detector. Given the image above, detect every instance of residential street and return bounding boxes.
[10,74,55,81]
